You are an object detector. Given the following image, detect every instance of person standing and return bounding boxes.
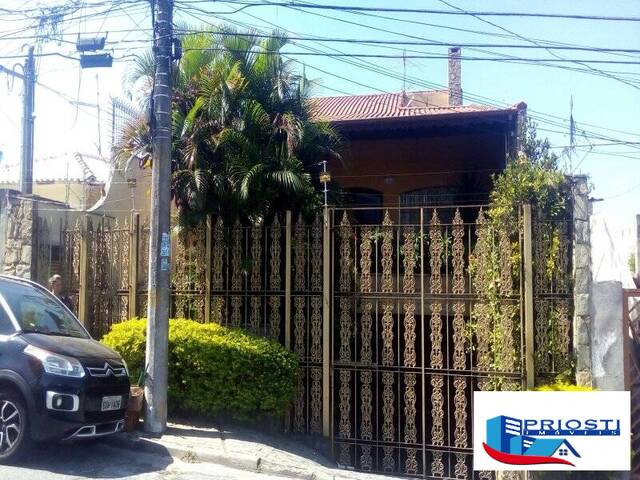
[48,274,74,311]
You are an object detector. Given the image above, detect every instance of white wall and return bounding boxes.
[590,280,626,391]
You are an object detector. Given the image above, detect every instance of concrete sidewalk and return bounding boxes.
[106,422,402,480]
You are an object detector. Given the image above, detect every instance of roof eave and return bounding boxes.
[322,104,525,130]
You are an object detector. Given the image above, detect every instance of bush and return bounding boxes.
[102,319,299,420]
[535,382,595,392]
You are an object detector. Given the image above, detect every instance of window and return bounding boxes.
[341,188,383,225]
[399,186,461,224]
[0,281,88,339]
[0,301,15,335]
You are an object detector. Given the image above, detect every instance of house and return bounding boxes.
[511,436,581,460]
[309,48,526,220]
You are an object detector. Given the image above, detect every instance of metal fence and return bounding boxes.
[31,202,574,479]
[329,205,524,478]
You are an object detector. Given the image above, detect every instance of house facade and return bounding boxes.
[310,91,524,215]
[308,49,525,215]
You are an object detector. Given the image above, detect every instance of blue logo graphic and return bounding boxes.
[484,415,581,466]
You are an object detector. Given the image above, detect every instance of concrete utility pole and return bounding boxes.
[20,46,35,194]
[145,0,173,434]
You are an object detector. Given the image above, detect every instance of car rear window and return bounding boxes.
[0,281,89,339]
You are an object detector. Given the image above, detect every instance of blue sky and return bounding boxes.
[0,0,639,271]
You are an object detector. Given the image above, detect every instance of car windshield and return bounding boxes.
[0,280,88,339]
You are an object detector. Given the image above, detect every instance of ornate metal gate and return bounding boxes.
[330,205,524,479]
[44,200,573,478]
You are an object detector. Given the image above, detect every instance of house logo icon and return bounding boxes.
[483,416,581,467]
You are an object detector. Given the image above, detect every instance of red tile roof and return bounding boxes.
[308,91,524,124]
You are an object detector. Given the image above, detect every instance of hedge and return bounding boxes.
[535,382,595,392]
[101,319,299,419]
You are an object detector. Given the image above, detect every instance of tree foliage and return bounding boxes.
[469,119,573,388]
[117,27,341,227]
[489,118,568,228]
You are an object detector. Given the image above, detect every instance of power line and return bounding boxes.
[231,0,640,138]
[176,1,640,22]
[176,4,640,152]
[434,0,640,92]
[176,7,636,161]
[155,48,640,65]
[251,2,640,141]
[5,29,640,56]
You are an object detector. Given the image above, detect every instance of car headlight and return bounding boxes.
[121,359,130,377]
[25,345,85,378]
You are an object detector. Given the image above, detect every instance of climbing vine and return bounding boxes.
[469,120,572,389]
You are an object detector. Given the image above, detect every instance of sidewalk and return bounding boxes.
[106,422,403,480]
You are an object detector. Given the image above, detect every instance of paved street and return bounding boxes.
[0,440,288,480]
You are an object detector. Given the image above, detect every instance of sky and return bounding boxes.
[0,0,639,277]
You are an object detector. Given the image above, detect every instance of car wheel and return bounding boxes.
[0,391,30,463]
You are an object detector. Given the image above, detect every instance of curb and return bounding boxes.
[106,433,335,479]
[106,433,259,472]
[105,433,399,480]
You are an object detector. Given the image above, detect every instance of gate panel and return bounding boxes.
[330,206,524,479]
[62,218,82,313]
[90,218,131,337]
[207,214,325,436]
[532,214,573,381]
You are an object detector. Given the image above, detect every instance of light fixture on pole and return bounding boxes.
[319,160,331,208]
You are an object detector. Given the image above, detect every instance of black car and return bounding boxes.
[0,275,130,462]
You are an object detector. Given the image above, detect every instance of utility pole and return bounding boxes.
[20,46,35,194]
[145,0,173,434]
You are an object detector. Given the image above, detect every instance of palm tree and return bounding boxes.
[117,26,341,227]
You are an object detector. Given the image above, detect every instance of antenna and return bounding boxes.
[96,74,102,157]
[569,96,575,171]
[403,49,407,94]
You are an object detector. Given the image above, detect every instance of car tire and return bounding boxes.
[0,390,30,463]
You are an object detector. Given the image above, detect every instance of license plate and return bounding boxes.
[101,395,122,411]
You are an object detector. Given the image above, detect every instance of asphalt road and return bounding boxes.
[0,440,285,480]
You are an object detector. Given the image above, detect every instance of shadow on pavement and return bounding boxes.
[14,437,173,478]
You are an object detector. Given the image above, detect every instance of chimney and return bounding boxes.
[448,47,462,107]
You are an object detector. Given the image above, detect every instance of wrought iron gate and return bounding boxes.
[329,205,524,479]
[36,200,573,479]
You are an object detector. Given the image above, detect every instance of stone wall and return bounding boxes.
[572,175,593,387]
[1,194,36,279]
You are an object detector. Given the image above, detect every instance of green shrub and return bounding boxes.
[102,318,299,419]
[535,382,595,392]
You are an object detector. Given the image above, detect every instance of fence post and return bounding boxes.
[204,215,213,323]
[129,212,139,319]
[285,211,292,349]
[523,204,535,389]
[78,214,91,329]
[322,207,331,438]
